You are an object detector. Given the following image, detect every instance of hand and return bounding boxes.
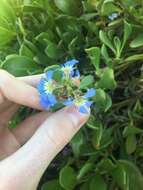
[0,70,89,190]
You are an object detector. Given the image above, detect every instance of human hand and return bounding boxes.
[0,70,89,190]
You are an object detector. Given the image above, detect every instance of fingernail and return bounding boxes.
[65,106,90,127]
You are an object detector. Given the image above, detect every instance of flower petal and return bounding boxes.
[78,105,90,114]
[85,101,93,107]
[64,59,79,67]
[40,95,50,109]
[85,88,96,98]
[46,70,53,80]
[37,78,47,94]
[47,94,57,105]
[63,98,73,106]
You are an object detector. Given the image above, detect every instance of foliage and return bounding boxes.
[0,0,143,189]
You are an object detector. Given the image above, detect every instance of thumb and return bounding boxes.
[0,106,89,190]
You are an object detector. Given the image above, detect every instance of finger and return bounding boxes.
[18,74,43,87]
[0,70,42,110]
[0,106,89,190]
[0,101,14,113]
[11,111,51,145]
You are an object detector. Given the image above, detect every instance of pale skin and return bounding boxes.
[0,70,89,190]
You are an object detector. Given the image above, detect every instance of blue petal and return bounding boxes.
[75,69,80,77]
[37,79,47,94]
[71,69,80,77]
[63,98,73,106]
[78,106,89,114]
[40,95,50,109]
[46,70,53,80]
[85,101,93,107]
[47,94,57,105]
[84,88,96,98]
[64,59,79,67]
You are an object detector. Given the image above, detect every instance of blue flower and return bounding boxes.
[63,88,96,114]
[84,88,96,98]
[108,13,118,21]
[40,94,57,109]
[38,70,57,109]
[38,71,55,96]
[61,59,79,77]
[71,69,80,78]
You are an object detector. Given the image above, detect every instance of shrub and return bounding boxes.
[0,0,143,189]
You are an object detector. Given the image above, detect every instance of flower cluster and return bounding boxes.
[37,59,96,114]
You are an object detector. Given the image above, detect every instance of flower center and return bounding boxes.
[62,66,72,75]
[44,81,54,94]
[74,98,86,106]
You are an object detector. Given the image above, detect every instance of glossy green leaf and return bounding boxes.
[89,174,107,190]
[2,55,39,76]
[92,122,103,149]
[101,0,120,16]
[98,68,117,90]
[0,26,16,46]
[19,44,35,59]
[126,135,137,154]
[77,162,94,180]
[41,180,64,190]
[70,130,84,157]
[99,30,116,54]
[54,0,83,16]
[122,20,132,48]
[101,44,112,67]
[125,54,143,62]
[123,125,143,137]
[59,166,77,190]
[80,75,94,89]
[112,160,143,190]
[85,47,100,72]
[0,0,16,26]
[130,33,143,48]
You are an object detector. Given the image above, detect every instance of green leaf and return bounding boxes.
[54,0,83,16]
[19,43,35,59]
[0,0,16,26]
[122,20,132,48]
[41,180,64,190]
[98,68,117,90]
[104,94,112,112]
[126,135,137,154]
[101,44,112,67]
[2,55,40,76]
[89,174,107,190]
[125,54,143,62]
[112,160,143,190]
[92,122,103,149]
[114,36,122,58]
[44,40,61,59]
[70,130,84,157]
[0,26,15,46]
[59,166,77,190]
[111,162,128,189]
[101,0,120,16]
[80,75,94,89]
[85,47,100,72]
[98,159,116,172]
[130,33,143,48]
[77,162,94,180]
[123,125,143,137]
[80,182,90,190]
[99,30,116,54]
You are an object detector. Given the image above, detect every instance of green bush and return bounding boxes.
[0,0,143,189]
